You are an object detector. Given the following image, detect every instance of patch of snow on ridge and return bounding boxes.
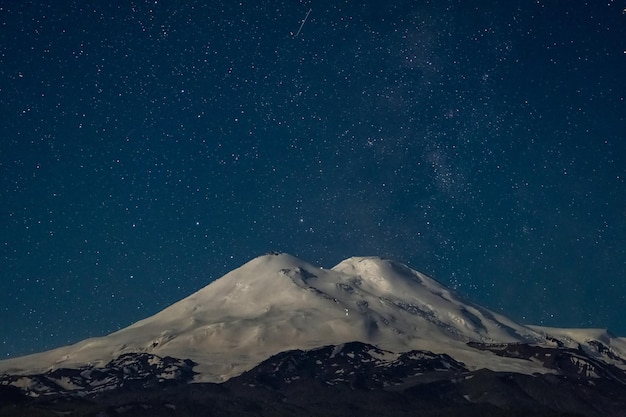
[529,326,626,370]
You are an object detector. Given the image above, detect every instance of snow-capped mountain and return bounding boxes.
[2,252,626,387]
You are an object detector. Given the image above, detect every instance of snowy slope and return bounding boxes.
[1,253,624,382]
[528,325,626,370]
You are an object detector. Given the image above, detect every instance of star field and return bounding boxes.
[1,1,625,358]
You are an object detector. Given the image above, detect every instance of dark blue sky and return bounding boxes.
[1,1,624,358]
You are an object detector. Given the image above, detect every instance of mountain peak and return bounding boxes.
[248,251,308,267]
[2,253,626,385]
[332,256,430,293]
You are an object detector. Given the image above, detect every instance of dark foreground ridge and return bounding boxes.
[2,341,626,417]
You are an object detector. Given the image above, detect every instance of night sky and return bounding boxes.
[1,1,625,359]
